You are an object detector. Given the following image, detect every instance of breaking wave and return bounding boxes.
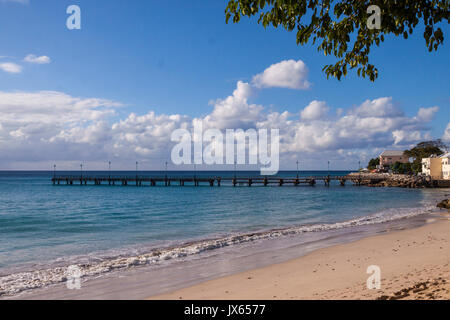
[0,203,436,297]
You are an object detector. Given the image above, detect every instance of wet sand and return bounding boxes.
[151,215,450,300]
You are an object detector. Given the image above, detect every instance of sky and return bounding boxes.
[0,0,449,171]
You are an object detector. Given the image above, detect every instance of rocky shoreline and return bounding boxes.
[346,173,434,188]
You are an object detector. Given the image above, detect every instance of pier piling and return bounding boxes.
[51,174,376,188]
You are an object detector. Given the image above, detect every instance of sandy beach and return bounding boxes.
[151,214,450,300]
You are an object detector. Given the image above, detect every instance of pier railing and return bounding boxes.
[51,174,368,187]
[51,173,447,188]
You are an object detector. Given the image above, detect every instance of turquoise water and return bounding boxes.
[0,170,442,274]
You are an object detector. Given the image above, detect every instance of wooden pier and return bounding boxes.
[51,175,366,187]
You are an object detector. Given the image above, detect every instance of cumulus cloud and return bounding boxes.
[252,59,310,90]
[443,123,450,142]
[255,96,438,156]
[110,112,191,158]
[0,88,438,169]
[417,106,439,122]
[0,91,120,125]
[300,101,329,121]
[0,62,22,74]
[351,97,403,118]
[0,59,443,169]
[0,91,122,162]
[203,81,263,129]
[24,54,51,64]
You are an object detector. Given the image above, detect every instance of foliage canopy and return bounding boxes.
[367,157,380,170]
[404,139,447,173]
[225,0,449,81]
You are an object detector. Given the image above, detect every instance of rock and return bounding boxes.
[347,173,433,189]
[437,199,450,210]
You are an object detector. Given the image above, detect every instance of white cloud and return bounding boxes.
[258,97,438,155]
[110,112,191,158]
[0,91,120,124]
[351,97,404,118]
[0,62,22,74]
[203,81,263,129]
[443,123,450,142]
[417,106,439,122]
[0,90,121,156]
[300,100,329,121]
[0,60,443,169]
[252,59,310,90]
[0,88,440,169]
[392,130,430,145]
[0,0,29,3]
[24,54,51,64]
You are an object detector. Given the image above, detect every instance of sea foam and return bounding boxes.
[0,203,435,297]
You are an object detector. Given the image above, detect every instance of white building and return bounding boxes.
[422,152,450,180]
[442,152,450,180]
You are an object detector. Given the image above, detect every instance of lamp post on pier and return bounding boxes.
[53,164,56,180]
[165,161,168,186]
[194,163,197,186]
[80,164,83,180]
[108,161,111,180]
[165,161,168,178]
[296,160,299,179]
[358,160,363,185]
[136,161,138,182]
[328,161,330,177]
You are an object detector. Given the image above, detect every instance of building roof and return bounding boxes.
[440,152,450,159]
[380,150,405,157]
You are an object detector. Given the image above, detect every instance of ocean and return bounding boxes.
[0,170,447,298]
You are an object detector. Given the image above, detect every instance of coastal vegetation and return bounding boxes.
[404,139,447,174]
[366,140,447,174]
[391,162,413,175]
[367,157,380,170]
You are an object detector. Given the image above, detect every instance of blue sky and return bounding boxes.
[0,0,449,170]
